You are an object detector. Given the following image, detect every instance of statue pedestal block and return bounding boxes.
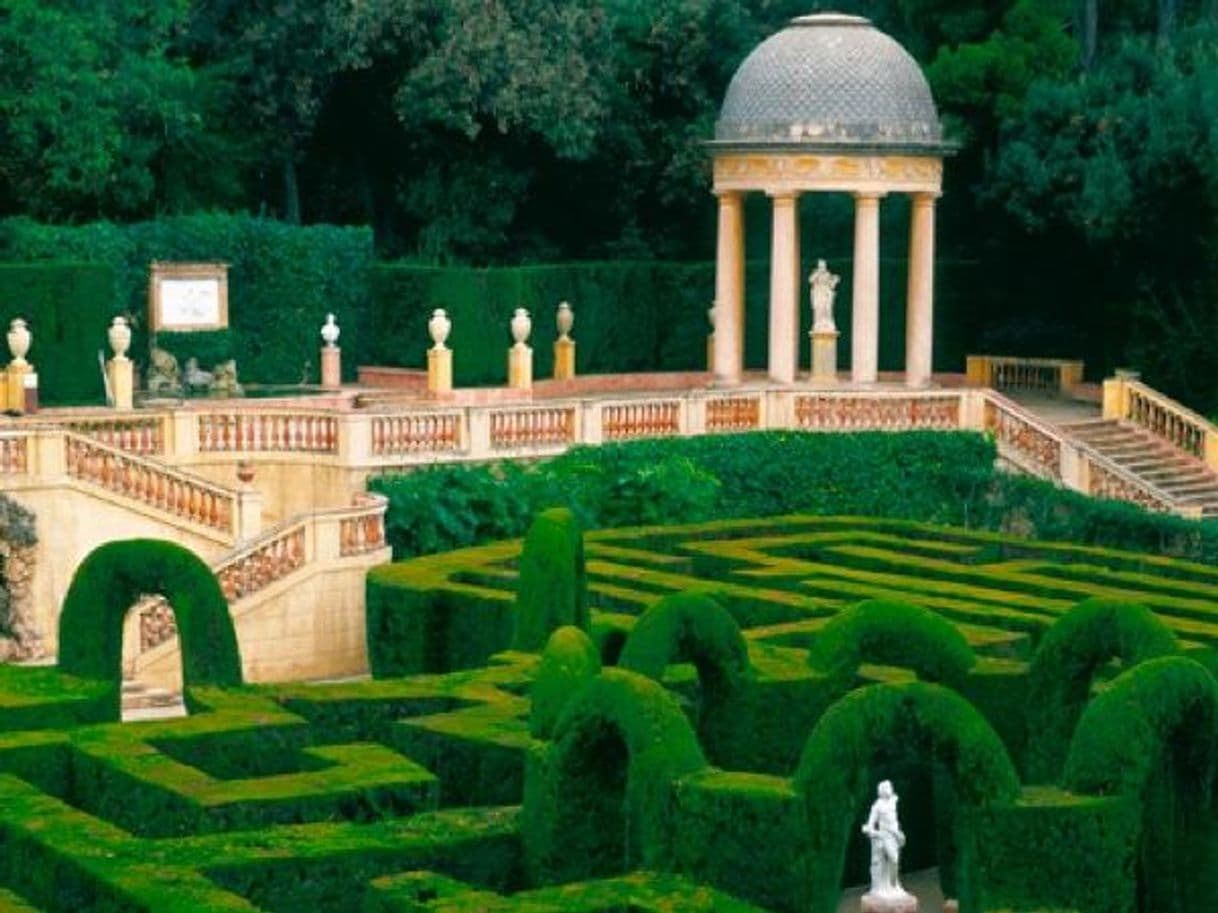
[108,356,134,410]
[5,363,33,413]
[810,329,839,383]
[860,890,917,913]
[320,346,342,389]
[508,345,533,391]
[553,338,575,381]
[428,347,452,396]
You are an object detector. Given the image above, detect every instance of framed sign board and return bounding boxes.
[149,262,229,332]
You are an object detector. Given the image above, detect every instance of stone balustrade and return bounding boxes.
[983,395,1063,480]
[795,391,961,431]
[60,415,165,456]
[967,355,1084,394]
[1105,377,1215,466]
[0,434,27,474]
[372,412,462,455]
[197,410,339,454]
[489,405,577,450]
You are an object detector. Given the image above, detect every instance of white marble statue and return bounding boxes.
[861,780,915,911]
[809,259,840,333]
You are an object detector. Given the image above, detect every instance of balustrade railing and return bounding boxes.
[337,493,388,557]
[197,411,339,454]
[372,413,462,455]
[983,395,1063,480]
[1123,381,1208,459]
[490,406,576,450]
[0,434,28,475]
[967,356,1083,394]
[64,432,236,535]
[705,395,762,432]
[602,400,681,440]
[60,415,165,456]
[215,522,307,603]
[795,393,960,431]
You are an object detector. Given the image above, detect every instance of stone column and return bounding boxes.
[851,192,884,385]
[768,192,800,384]
[905,192,937,387]
[713,191,745,385]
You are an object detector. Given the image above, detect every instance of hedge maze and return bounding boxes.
[0,518,1215,912]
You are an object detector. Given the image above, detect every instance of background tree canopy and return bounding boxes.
[1,0,1216,408]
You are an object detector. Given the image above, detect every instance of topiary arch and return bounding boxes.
[806,598,976,690]
[58,539,243,715]
[793,681,1020,913]
[1026,597,1179,783]
[522,668,707,886]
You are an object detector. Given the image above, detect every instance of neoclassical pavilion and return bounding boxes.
[709,12,952,387]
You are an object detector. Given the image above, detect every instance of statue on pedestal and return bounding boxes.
[861,780,917,912]
[809,259,840,333]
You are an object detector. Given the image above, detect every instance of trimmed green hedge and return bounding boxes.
[57,539,242,717]
[1024,598,1180,784]
[806,598,977,691]
[511,508,587,651]
[0,215,373,384]
[793,682,1021,913]
[530,627,600,740]
[523,668,707,885]
[0,262,115,404]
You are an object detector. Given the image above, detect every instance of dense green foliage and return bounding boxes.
[0,263,115,404]
[0,215,373,385]
[369,431,1218,562]
[806,598,977,690]
[1024,598,1180,783]
[57,539,242,717]
[529,626,601,740]
[511,508,588,651]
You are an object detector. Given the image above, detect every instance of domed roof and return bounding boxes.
[713,13,946,153]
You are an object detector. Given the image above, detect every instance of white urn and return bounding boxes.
[556,301,574,340]
[428,308,451,350]
[108,316,132,360]
[511,307,532,348]
[6,318,30,366]
[320,313,340,348]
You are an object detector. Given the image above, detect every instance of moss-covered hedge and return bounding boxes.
[57,539,242,717]
[511,508,587,651]
[0,262,115,404]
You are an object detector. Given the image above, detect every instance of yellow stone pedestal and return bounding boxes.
[810,330,839,383]
[108,356,134,410]
[553,338,575,381]
[427,347,452,396]
[5,363,33,413]
[508,345,533,391]
[320,346,342,389]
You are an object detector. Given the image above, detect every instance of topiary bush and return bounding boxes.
[57,539,242,718]
[806,598,977,691]
[1025,598,1180,784]
[530,626,600,740]
[511,508,588,652]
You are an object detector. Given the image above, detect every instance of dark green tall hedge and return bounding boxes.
[511,508,587,651]
[57,539,242,718]
[0,215,373,384]
[0,263,115,404]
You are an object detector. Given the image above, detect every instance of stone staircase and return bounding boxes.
[1059,419,1218,518]
[120,679,185,721]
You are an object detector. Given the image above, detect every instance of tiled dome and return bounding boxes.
[714,13,945,151]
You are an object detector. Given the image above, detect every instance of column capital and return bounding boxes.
[712,188,746,201]
[765,189,801,203]
[853,190,888,203]
[910,191,942,206]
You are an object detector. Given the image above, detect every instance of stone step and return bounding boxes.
[120,680,181,710]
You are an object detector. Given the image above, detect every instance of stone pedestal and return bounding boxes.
[320,346,342,389]
[553,338,575,381]
[810,329,839,383]
[861,890,917,913]
[108,356,134,410]
[508,345,533,391]
[5,363,32,413]
[427,347,452,396]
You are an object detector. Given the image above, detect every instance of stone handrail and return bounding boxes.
[1107,378,1215,464]
[58,414,167,456]
[372,412,463,455]
[489,405,577,450]
[132,491,387,654]
[967,355,1084,394]
[794,391,961,431]
[0,433,28,475]
[982,393,1063,480]
[63,431,239,537]
[197,409,340,454]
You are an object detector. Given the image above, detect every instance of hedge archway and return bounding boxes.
[58,539,242,714]
[793,682,1020,913]
[523,668,707,885]
[806,599,976,690]
[1026,598,1179,783]
[529,625,601,739]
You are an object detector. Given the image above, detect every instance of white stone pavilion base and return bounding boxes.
[861,889,918,913]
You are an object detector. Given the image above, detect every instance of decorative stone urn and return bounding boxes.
[108,316,132,360]
[511,308,532,349]
[6,319,30,366]
[556,301,574,341]
[428,309,451,351]
[320,313,340,348]
[236,460,256,486]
